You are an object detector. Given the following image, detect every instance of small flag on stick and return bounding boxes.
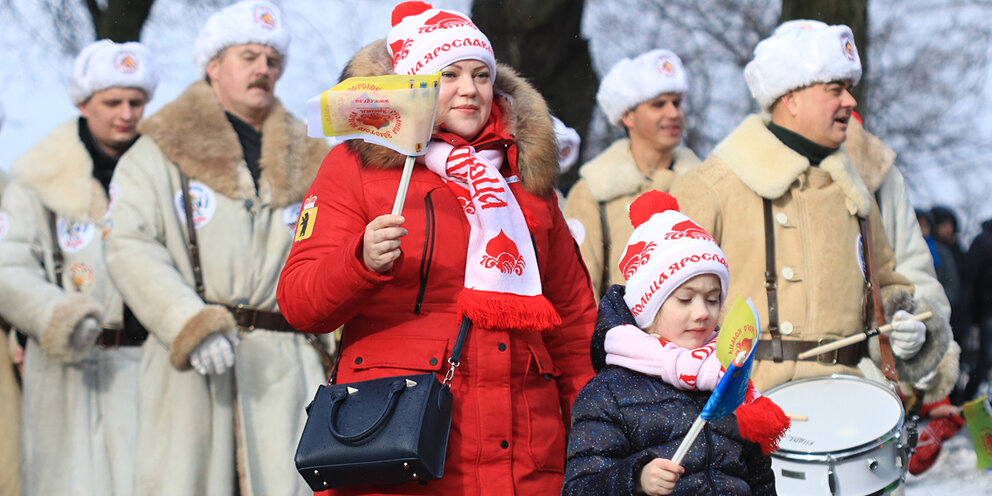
[672,297,761,464]
[963,395,992,470]
[305,74,441,216]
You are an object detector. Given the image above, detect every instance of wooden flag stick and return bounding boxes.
[391,155,416,216]
[797,311,933,360]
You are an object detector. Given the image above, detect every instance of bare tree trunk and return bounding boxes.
[472,0,597,192]
[779,0,869,112]
[84,0,155,42]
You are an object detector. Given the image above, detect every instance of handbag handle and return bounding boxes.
[327,378,407,445]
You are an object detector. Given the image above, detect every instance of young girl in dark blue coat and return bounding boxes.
[563,191,789,496]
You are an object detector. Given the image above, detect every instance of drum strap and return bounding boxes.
[859,216,899,383]
[762,199,783,362]
[180,172,207,300]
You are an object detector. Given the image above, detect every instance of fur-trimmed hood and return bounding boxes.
[578,138,700,202]
[10,119,107,221]
[339,39,559,196]
[845,117,895,193]
[710,114,873,216]
[138,81,327,207]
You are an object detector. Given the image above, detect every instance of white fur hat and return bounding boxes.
[620,191,729,328]
[596,49,688,128]
[551,115,581,174]
[387,1,496,80]
[744,20,862,111]
[68,40,159,105]
[193,0,290,76]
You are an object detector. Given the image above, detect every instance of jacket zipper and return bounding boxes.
[415,191,436,314]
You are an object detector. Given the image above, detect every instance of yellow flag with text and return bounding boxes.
[715,296,761,369]
[963,395,992,470]
[306,74,440,156]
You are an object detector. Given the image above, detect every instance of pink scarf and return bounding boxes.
[604,324,723,390]
[422,140,560,331]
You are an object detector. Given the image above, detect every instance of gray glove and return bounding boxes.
[69,316,101,348]
[189,332,240,375]
[889,310,926,359]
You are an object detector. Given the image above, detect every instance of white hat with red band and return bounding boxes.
[387,1,496,80]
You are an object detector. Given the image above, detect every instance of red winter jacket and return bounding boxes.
[277,40,596,496]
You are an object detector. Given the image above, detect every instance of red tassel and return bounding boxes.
[457,289,562,331]
[736,396,791,455]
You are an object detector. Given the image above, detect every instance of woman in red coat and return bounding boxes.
[277,2,597,495]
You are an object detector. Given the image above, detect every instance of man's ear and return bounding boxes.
[77,101,90,119]
[206,57,222,84]
[620,110,635,131]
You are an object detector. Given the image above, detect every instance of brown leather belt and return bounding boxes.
[754,339,866,367]
[221,304,297,332]
[97,328,146,347]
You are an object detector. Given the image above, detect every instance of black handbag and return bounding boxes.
[295,317,471,491]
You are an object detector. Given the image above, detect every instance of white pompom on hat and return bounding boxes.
[551,115,581,174]
[620,191,729,329]
[744,19,862,111]
[387,1,496,80]
[596,48,688,128]
[193,0,290,76]
[69,39,160,105]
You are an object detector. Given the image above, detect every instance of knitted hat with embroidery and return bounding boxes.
[387,1,496,80]
[69,40,160,105]
[597,49,688,128]
[744,19,861,111]
[620,191,729,328]
[193,0,290,76]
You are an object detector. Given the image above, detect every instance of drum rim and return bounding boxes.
[771,428,904,462]
[765,374,904,456]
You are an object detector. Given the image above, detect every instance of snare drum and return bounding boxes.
[764,375,908,495]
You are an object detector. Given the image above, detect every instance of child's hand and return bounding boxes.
[637,458,684,495]
[928,403,961,418]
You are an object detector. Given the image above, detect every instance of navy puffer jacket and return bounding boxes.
[563,286,776,495]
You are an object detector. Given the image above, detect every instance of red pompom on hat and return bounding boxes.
[629,190,680,228]
[391,1,432,26]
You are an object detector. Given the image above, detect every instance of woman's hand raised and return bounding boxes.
[362,214,407,273]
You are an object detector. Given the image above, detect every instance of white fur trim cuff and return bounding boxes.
[40,293,103,363]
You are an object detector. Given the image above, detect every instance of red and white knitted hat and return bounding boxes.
[620,191,729,328]
[387,1,496,79]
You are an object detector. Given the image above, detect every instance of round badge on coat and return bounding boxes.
[566,217,586,246]
[57,218,96,253]
[69,263,95,295]
[0,213,9,241]
[173,181,217,229]
[283,202,302,233]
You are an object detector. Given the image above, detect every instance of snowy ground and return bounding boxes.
[905,424,992,495]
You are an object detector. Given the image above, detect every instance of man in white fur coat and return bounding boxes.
[564,49,701,300]
[0,40,159,495]
[102,2,328,495]
[670,21,953,397]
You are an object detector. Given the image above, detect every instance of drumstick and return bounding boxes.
[796,311,933,360]
[391,155,416,216]
[786,413,808,421]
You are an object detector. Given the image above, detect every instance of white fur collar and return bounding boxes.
[10,119,106,221]
[710,114,871,216]
[578,138,700,202]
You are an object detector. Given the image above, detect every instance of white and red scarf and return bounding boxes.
[422,139,560,331]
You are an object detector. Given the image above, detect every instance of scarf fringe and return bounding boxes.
[735,395,791,455]
[458,289,562,331]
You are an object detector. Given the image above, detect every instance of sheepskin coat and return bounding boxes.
[670,114,949,392]
[0,118,140,496]
[0,167,22,496]
[563,139,700,300]
[277,40,596,496]
[103,81,329,496]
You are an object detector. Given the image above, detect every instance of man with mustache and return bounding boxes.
[564,49,701,301]
[0,40,158,495]
[669,21,951,395]
[102,2,329,495]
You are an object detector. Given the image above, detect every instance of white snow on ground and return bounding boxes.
[905,425,992,495]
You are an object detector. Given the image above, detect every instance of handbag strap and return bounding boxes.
[180,172,207,300]
[859,217,899,383]
[597,201,611,300]
[762,199,783,362]
[442,316,472,387]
